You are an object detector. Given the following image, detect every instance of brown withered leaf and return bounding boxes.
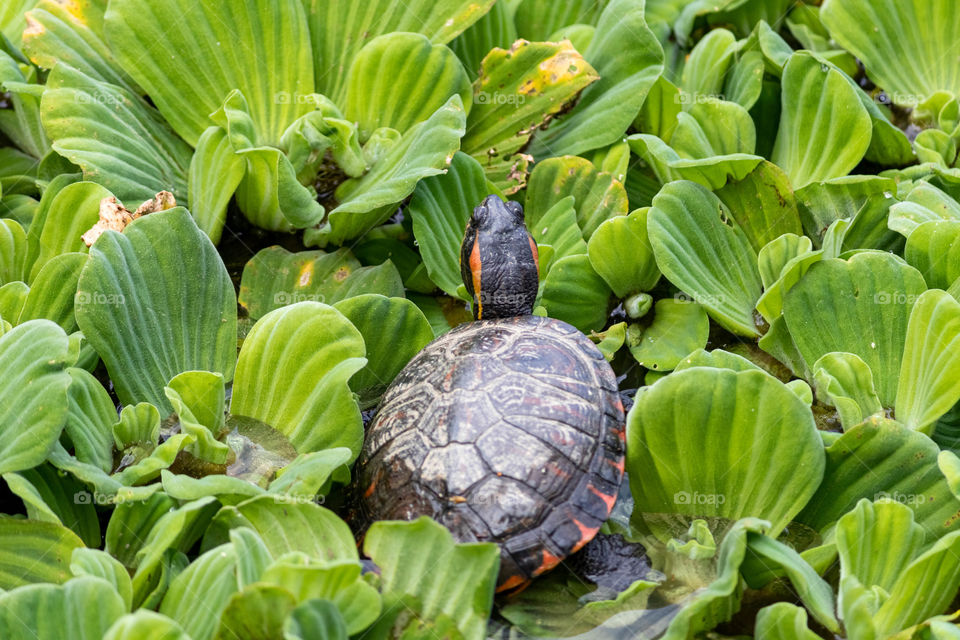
[81,191,176,247]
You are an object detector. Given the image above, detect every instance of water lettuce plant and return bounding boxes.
[3,0,960,637]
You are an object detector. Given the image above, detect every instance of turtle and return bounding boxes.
[356,194,625,592]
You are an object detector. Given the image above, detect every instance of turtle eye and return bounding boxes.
[471,204,487,227]
[506,201,524,223]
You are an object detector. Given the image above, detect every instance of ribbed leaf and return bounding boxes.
[797,417,960,541]
[19,252,86,332]
[343,33,471,140]
[462,41,598,190]
[648,180,763,337]
[782,253,926,406]
[76,208,236,411]
[812,352,883,431]
[528,0,663,157]
[627,367,825,538]
[238,246,403,320]
[230,302,366,457]
[904,220,960,289]
[755,603,821,640]
[104,611,191,640]
[105,0,314,146]
[821,0,960,107]
[715,160,802,253]
[0,519,84,588]
[40,64,191,203]
[284,600,348,640]
[408,151,491,299]
[333,294,433,409]
[0,320,71,475]
[159,543,239,640]
[587,207,660,297]
[450,0,516,80]
[364,517,499,640]
[27,181,108,282]
[896,290,960,434]
[303,0,493,104]
[321,95,466,245]
[23,0,136,91]
[64,367,115,472]
[627,299,709,372]
[0,577,125,640]
[772,52,872,188]
[0,217,27,285]
[5,463,100,547]
[188,126,244,244]
[626,133,763,190]
[540,254,611,332]
[524,155,628,239]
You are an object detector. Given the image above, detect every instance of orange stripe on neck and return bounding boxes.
[469,232,483,319]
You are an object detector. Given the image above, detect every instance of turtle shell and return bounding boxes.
[357,314,625,591]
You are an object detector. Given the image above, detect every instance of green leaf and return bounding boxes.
[64,367,115,473]
[344,32,471,140]
[905,220,960,289]
[627,299,709,372]
[284,600,348,640]
[164,371,229,464]
[772,52,873,188]
[304,0,493,103]
[238,246,402,321]
[258,559,381,634]
[628,367,825,538]
[671,98,756,157]
[798,417,960,541]
[214,583,295,640]
[71,548,134,612]
[513,0,602,40]
[0,577,125,639]
[783,253,927,407]
[0,218,27,285]
[267,448,353,498]
[0,320,71,475]
[821,0,960,107]
[333,295,434,409]
[0,49,48,159]
[0,0,36,45]
[531,196,585,262]
[528,0,663,158]
[230,302,365,457]
[626,133,763,190]
[681,28,736,98]
[105,611,191,640]
[715,160,803,253]
[462,41,598,190]
[725,51,765,110]
[76,208,237,411]
[27,181,109,282]
[812,352,884,431]
[896,290,960,434]
[0,519,84,588]
[23,0,136,92]
[796,174,897,242]
[587,207,660,297]
[321,95,467,244]
[207,495,357,563]
[524,155,629,240]
[539,254,611,332]
[755,603,822,640]
[364,517,499,640]
[17,251,85,332]
[648,180,763,337]
[5,463,100,547]
[188,126,245,244]
[105,0,314,146]
[160,542,239,640]
[449,0,516,81]
[40,64,191,203]
[408,151,490,299]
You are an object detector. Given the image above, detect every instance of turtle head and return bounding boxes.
[460,194,540,320]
